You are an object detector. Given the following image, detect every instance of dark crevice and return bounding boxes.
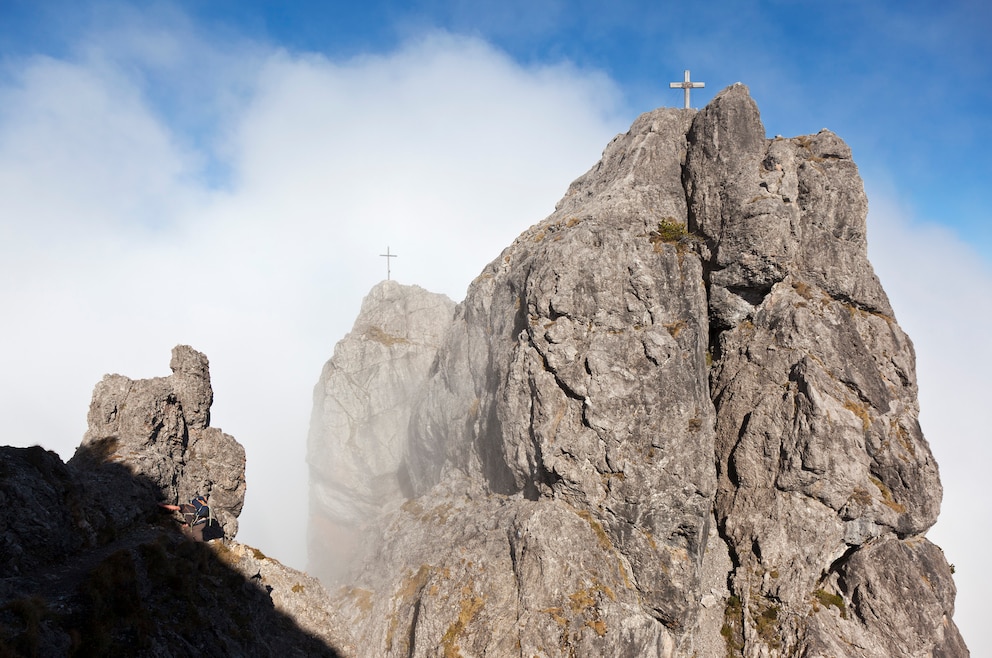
[551,370,585,403]
[476,376,520,496]
[407,592,424,658]
[524,377,562,500]
[505,529,527,658]
[525,327,586,404]
[726,285,768,307]
[725,457,741,489]
[510,283,529,340]
[825,289,889,318]
[736,412,752,442]
[826,543,860,577]
[708,332,725,365]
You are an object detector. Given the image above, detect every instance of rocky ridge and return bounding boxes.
[313,85,968,656]
[1,346,348,656]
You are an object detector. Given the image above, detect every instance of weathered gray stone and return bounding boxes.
[693,86,951,655]
[71,344,245,538]
[221,540,355,654]
[307,280,456,582]
[685,84,891,315]
[331,108,718,656]
[322,85,966,657]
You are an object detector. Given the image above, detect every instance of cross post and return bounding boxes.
[669,70,705,109]
[380,246,398,280]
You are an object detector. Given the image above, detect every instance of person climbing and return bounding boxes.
[159,495,222,542]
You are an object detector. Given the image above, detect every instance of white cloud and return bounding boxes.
[867,190,990,651]
[0,26,624,569]
[0,58,196,240]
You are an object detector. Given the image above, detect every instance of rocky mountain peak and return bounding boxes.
[0,83,964,657]
[312,85,967,657]
[686,83,891,333]
[308,282,456,581]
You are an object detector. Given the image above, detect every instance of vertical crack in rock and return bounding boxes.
[687,84,962,656]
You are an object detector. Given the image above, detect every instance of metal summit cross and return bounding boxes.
[380,246,398,280]
[669,70,705,109]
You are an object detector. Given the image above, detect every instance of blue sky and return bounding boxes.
[1,1,988,651]
[5,1,988,252]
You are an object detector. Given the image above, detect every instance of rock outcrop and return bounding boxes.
[1,347,348,656]
[308,281,456,582]
[319,85,968,657]
[73,344,246,539]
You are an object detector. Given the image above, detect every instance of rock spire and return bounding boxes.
[314,85,967,657]
[74,344,246,538]
[308,281,456,582]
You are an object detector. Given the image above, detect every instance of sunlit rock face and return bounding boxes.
[318,86,967,657]
[73,344,246,538]
[307,281,456,582]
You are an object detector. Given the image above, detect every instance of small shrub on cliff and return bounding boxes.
[813,589,847,618]
[753,602,781,648]
[721,594,744,657]
[649,218,689,247]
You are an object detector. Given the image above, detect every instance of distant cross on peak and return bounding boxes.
[669,70,705,109]
[380,246,398,280]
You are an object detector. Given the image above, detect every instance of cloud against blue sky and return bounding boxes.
[5,1,988,250]
[0,1,988,652]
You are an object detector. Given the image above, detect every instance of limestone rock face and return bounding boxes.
[72,344,245,539]
[307,281,456,581]
[322,85,967,657]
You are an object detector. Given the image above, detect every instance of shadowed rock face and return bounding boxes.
[320,85,967,657]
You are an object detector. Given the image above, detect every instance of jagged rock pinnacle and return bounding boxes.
[315,86,966,657]
[307,282,456,582]
[74,344,245,538]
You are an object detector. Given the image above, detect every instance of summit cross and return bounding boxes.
[669,70,705,109]
[380,246,398,280]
